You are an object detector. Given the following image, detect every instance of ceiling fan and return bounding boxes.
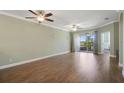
[71,24,83,31]
[25,10,54,23]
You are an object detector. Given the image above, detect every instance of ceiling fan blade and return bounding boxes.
[45,13,53,17]
[45,18,54,22]
[28,10,37,15]
[25,17,36,19]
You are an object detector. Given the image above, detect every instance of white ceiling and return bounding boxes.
[0,10,119,31]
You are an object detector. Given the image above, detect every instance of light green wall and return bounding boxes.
[0,14,70,66]
[119,12,124,65]
[97,23,115,55]
[114,22,119,54]
[97,22,119,55]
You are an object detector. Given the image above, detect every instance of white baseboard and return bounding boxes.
[119,63,124,78]
[119,63,123,67]
[98,52,116,57]
[0,51,70,70]
[98,52,116,58]
[110,55,116,58]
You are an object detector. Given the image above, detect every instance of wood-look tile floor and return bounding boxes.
[0,52,124,83]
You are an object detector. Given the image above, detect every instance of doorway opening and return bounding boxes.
[101,31,110,54]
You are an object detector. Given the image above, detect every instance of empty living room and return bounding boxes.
[0,10,124,83]
[1,0,124,93]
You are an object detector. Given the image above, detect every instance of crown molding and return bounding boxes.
[0,11,68,32]
[0,11,118,32]
[73,20,119,32]
[96,20,119,29]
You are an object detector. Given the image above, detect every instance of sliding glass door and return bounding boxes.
[80,32,95,52]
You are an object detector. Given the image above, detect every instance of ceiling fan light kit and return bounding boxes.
[71,24,77,31]
[73,27,77,31]
[37,16,44,22]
